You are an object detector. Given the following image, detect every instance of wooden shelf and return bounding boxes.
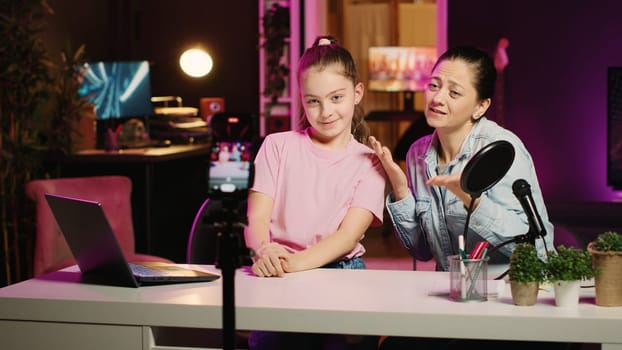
[258,0,301,136]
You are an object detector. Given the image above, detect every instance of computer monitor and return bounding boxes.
[368,46,437,110]
[607,67,622,189]
[368,46,437,92]
[78,60,153,120]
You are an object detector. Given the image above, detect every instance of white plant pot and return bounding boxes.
[553,280,582,307]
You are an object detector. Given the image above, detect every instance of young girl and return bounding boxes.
[245,36,386,280]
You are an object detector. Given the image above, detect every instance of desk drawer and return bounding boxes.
[145,326,248,350]
[0,320,142,350]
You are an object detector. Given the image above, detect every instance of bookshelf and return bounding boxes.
[258,0,301,136]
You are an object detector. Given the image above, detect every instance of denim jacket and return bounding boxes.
[386,117,554,271]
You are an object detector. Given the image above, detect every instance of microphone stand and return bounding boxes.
[462,196,477,245]
[212,198,251,350]
[490,229,543,280]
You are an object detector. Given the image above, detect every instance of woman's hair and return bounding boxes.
[433,45,497,102]
[297,35,370,145]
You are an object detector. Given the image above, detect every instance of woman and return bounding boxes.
[370,45,554,272]
[370,44,570,350]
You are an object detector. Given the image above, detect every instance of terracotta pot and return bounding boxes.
[510,281,539,306]
[588,242,622,307]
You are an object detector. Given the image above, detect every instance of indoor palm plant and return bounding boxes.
[46,42,91,154]
[587,231,622,306]
[545,245,596,307]
[509,243,545,306]
[1,0,55,286]
[1,0,88,286]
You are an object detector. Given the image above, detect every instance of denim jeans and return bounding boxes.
[322,256,366,269]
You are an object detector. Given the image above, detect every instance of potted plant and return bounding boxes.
[587,231,622,306]
[509,243,545,306]
[545,245,596,307]
[46,42,93,154]
[260,2,290,106]
[0,0,55,286]
[1,0,89,286]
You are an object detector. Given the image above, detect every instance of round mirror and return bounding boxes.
[460,140,515,199]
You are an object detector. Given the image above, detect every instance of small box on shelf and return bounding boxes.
[266,116,291,134]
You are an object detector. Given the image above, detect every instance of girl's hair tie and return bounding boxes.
[317,38,333,46]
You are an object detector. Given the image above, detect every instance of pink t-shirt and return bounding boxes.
[251,129,386,259]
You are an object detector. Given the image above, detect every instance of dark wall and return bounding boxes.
[43,0,259,114]
[448,0,622,202]
[41,0,622,203]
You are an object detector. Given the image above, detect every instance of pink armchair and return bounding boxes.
[26,175,172,277]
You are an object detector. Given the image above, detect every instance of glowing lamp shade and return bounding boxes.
[179,48,213,78]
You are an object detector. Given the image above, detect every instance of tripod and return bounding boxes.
[209,198,251,350]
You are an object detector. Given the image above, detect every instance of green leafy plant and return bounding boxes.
[260,2,290,106]
[509,243,546,283]
[545,245,596,282]
[589,230,622,306]
[1,0,55,286]
[45,42,90,154]
[1,0,88,286]
[591,231,622,252]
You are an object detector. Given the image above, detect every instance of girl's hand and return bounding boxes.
[279,254,294,273]
[251,242,289,277]
[369,136,410,200]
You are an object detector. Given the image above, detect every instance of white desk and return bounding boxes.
[1,266,621,350]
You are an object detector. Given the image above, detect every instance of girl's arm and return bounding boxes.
[281,207,374,273]
[245,190,288,277]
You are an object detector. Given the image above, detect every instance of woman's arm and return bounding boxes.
[281,207,374,273]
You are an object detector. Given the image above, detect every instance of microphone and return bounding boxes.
[512,179,547,239]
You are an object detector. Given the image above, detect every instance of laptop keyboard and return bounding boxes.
[129,263,170,277]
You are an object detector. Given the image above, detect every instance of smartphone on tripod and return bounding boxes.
[206,140,252,199]
[206,112,257,199]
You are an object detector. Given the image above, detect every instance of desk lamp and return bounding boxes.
[179,48,213,78]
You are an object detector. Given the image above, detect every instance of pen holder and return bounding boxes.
[104,128,120,152]
[448,255,489,302]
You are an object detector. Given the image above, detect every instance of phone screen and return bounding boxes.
[207,141,252,198]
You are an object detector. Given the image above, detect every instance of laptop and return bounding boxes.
[44,193,220,287]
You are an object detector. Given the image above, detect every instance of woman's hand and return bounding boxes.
[427,174,478,208]
[369,136,410,200]
[251,242,289,277]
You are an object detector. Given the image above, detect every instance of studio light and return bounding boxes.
[179,48,213,78]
